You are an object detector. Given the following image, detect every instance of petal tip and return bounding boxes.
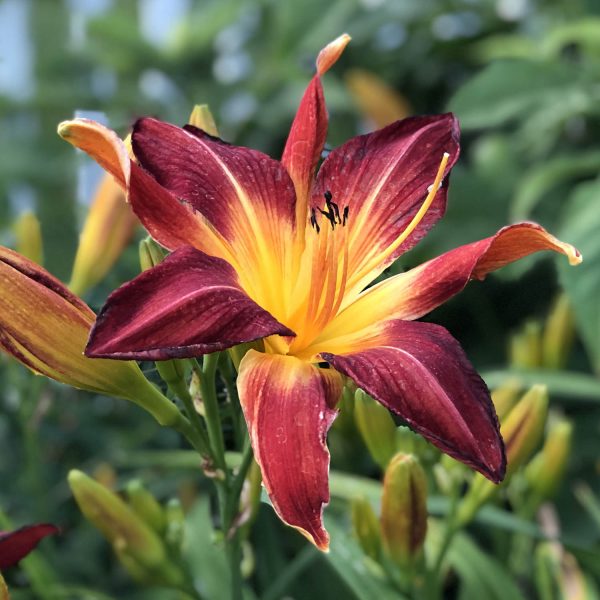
[568,246,583,266]
[57,120,75,138]
[316,33,351,76]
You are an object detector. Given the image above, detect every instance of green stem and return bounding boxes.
[170,376,213,461]
[427,478,462,598]
[196,353,228,476]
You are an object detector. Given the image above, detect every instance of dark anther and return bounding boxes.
[310,208,321,233]
[342,206,349,226]
[317,207,337,230]
[324,190,332,202]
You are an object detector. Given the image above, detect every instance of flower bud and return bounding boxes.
[188,104,219,136]
[69,173,137,296]
[239,459,262,541]
[526,418,572,501]
[502,384,549,478]
[139,238,189,395]
[542,295,575,369]
[380,453,427,570]
[509,321,543,369]
[126,480,167,535]
[0,572,8,600]
[13,211,43,266]
[458,385,549,523]
[354,389,397,469]
[345,69,411,129]
[490,379,522,421]
[68,470,184,586]
[0,246,182,428]
[139,237,166,272]
[351,497,381,561]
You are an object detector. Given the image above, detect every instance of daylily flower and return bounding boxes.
[0,523,59,570]
[57,34,581,550]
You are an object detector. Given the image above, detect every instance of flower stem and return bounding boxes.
[196,353,228,477]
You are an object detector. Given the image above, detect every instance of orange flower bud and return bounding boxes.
[0,246,182,427]
[380,453,427,569]
[345,69,411,129]
[69,173,138,296]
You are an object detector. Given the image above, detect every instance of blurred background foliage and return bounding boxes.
[1,0,600,598]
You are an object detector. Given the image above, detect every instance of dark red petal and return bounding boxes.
[132,117,296,240]
[322,320,506,483]
[237,351,343,550]
[312,114,460,288]
[86,247,294,360]
[0,524,59,569]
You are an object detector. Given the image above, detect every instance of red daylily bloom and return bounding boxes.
[0,524,59,570]
[58,34,581,550]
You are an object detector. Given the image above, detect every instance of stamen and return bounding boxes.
[351,152,450,283]
[342,206,349,226]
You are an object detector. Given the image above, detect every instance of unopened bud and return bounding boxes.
[510,321,543,369]
[354,389,397,469]
[0,572,8,600]
[491,379,522,421]
[13,211,43,266]
[239,460,262,540]
[526,418,572,501]
[458,385,549,523]
[69,174,137,296]
[503,384,549,478]
[351,497,381,561]
[380,453,427,570]
[139,237,166,272]
[188,104,219,137]
[542,295,575,369]
[126,480,167,535]
[68,470,176,581]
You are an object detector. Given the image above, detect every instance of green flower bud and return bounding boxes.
[380,453,427,570]
[351,497,381,561]
[491,379,522,421]
[354,389,397,469]
[68,470,183,586]
[458,385,549,524]
[188,104,219,137]
[139,237,166,272]
[510,321,543,369]
[126,480,167,535]
[526,419,572,501]
[542,295,575,369]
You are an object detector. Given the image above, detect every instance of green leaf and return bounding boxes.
[511,151,600,220]
[449,533,527,600]
[448,60,574,129]
[558,181,600,373]
[482,369,600,402]
[183,496,256,600]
